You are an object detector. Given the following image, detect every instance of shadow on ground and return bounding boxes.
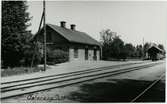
[68,79,165,102]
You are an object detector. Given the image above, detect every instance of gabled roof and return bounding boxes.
[147,45,164,53]
[47,24,101,46]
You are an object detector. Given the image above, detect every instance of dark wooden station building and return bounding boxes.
[34,21,102,62]
[147,45,165,61]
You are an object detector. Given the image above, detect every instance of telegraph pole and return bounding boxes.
[142,37,145,60]
[43,0,46,71]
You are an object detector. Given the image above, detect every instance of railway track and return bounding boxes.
[1,62,163,99]
[131,73,165,102]
[1,62,140,85]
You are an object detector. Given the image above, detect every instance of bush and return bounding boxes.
[22,41,42,67]
[23,48,42,67]
[47,49,69,64]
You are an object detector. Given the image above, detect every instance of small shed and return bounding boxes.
[147,45,163,61]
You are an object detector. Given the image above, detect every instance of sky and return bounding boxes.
[27,1,167,47]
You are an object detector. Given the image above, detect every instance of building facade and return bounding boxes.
[147,45,165,61]
[34,21,101,62]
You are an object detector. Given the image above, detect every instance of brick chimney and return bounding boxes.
[70,24,76,31]
[60,21,66,28]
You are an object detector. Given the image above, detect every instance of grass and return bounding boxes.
[68,79,165,102]
[1,67,43,77]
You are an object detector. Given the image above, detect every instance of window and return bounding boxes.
[74,48,78,58]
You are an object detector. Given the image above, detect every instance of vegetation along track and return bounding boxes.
[1,62,163,99]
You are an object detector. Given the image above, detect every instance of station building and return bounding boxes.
[147,45,165,61]
[34,21,102,62]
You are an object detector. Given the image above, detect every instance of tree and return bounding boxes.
[124,43,135,57]
[110,37,124,59]
[2,1,32,67]
[100,29,117,45]
[100,29,117,59]
[158,44,164,50]
[100,29,126,60]
[143,42,151,57]
[135,45,143,58]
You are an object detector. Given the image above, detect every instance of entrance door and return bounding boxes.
[93,49,97,60]
[85,49,88,60]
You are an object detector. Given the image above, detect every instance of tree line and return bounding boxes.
[100,29,165,60]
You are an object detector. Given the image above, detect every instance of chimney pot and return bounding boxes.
[60,21,66,28]
[70,24,76,30]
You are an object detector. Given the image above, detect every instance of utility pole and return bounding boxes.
[142,37,145,60]
[43,0,46,71]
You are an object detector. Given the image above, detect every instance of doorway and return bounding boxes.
[85,48,88,60]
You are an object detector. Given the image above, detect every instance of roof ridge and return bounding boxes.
[47,23,101,46]
[47,24,72,42]
[47,23,83,33]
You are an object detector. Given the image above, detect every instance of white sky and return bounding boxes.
[27,1,167,47]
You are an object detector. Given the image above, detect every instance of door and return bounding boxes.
[93,49,97,60]
[85,48,88,60]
